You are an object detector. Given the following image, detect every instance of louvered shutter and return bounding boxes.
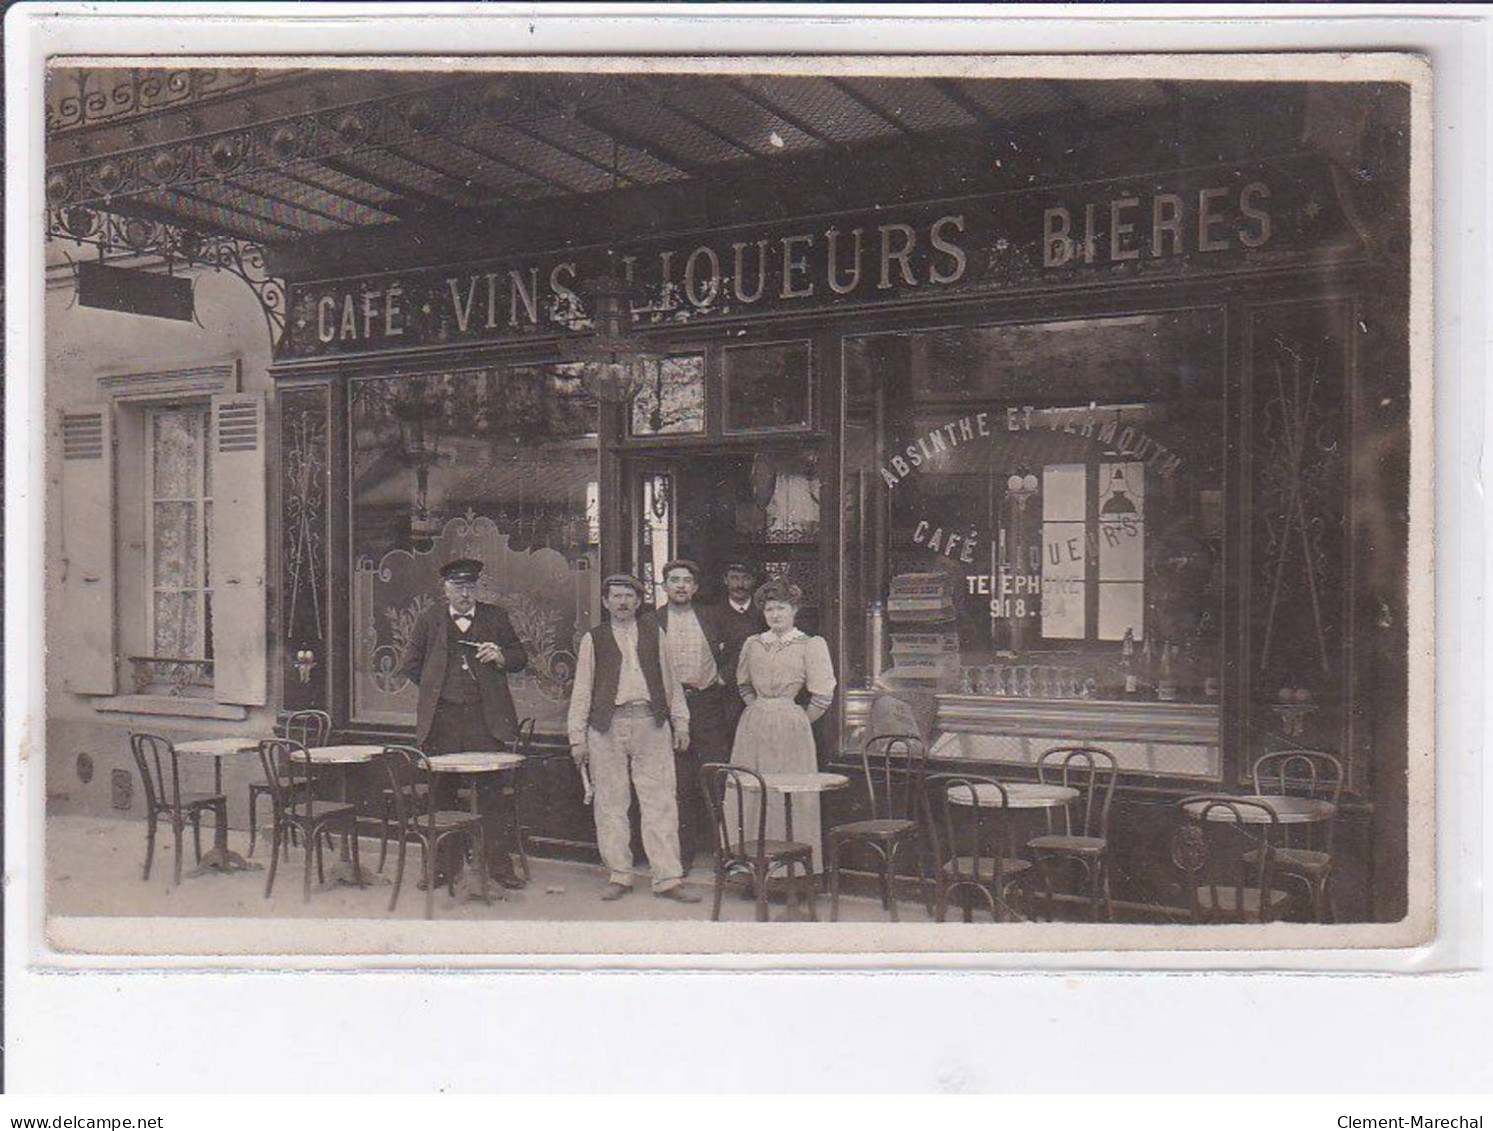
[60,407,117,693]
[210,393,267,705]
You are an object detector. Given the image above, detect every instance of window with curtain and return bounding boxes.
[145,405,214,665]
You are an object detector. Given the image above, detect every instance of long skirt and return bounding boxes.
[729,697,822,872]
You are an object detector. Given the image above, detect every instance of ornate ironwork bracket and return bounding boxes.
[47,204,286,348]
[197,233,287,347]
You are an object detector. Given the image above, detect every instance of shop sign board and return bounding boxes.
[281,152,1359,359]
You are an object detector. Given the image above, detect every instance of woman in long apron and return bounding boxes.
[729,579,837,871]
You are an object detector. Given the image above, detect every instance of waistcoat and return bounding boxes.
[588,622,670,731]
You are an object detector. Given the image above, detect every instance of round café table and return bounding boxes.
[746,772,850,921]
[751,771,850,843]
[426,751,527,901]
[945,781,1080,811]
[173,737,264,876]
[944,781,1081,922]
[292,744,386,887]
[1181,794,1337,825]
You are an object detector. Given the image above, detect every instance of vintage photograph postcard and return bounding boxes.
[30,50,1432,959]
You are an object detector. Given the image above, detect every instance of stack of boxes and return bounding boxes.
[884,572,961,689]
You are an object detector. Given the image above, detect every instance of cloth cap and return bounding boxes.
[439,558,484,583]
[722,560,758,577]
[601,573,646,598]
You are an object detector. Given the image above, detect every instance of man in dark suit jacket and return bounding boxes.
[718,560,764,734]
[397,557,529,888]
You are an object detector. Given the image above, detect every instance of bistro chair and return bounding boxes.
[505,718,539,881]
[129,731,229,887]
[1172,795,1291,924]
[1248,749,1345,922]
[1027,746,1119,922]
[378,745,492,920]
[827,733,932,922]
[258,737,360,904]
[927,774,1034,923]
[700,763,817,922]
[248,709,331,858]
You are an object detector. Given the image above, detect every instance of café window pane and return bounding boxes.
[1041,463,1086,640]
[842,310,1225,721]
[348,365,600,732]
[723,341,811,433]
[1097,461,1146,640]
[630,354,706,436]
[1097,582,1144,642]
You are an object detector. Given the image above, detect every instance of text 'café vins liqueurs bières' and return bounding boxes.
[302,177,1275,350]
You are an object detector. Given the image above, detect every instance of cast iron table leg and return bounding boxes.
[185,754,261,876]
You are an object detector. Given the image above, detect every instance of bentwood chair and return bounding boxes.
[129,732,229,887]
[700,763,817,922]
[505,718,539,881]
[1172,796,1291,924]
[827,733,932,922]
[379,746,492,920]
[248,709,331,857]
[927,775,1034,923]
[1248,749,1344,922]
[258,737,361,904]
[1027,746,1119,922]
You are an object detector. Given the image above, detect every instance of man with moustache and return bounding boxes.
[397,557,529,892]
[718,560,764,734]
[567,574,701,903]
[639,559,732,871]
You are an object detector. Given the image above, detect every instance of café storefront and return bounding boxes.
[265,95,1410,922]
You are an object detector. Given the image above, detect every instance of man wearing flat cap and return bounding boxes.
[639,558,733,871]
[398,557,529,889]
[566,573,700,903]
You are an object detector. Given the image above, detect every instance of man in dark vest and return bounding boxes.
[719,560,764,734]
[567,574,701,903]
[639,559,732,872]
[397,557,529,890]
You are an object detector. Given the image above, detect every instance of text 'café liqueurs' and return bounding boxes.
[308,178,1275,346]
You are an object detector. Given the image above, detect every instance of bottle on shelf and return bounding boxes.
[1120,627,1137,700]
[1157,640,1177,702]
[1140,632,1156,699]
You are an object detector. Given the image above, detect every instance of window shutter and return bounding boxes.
[210,393,267,705]
[60,406,117,693]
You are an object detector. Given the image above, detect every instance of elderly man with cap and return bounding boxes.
[566,573,701,903]
[639,558,733,872]
[397,557,529,891]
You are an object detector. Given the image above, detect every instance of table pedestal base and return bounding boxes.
[186,845,263,877]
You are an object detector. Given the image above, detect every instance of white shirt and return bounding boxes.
[566,620,690,747]
[664,605,719,689]
[728,598,752,615]
[449,605,474,633]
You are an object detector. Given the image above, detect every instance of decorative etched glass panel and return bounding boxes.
[630,354,705,436]
[349,365,600,731]
[640,472,674,608]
